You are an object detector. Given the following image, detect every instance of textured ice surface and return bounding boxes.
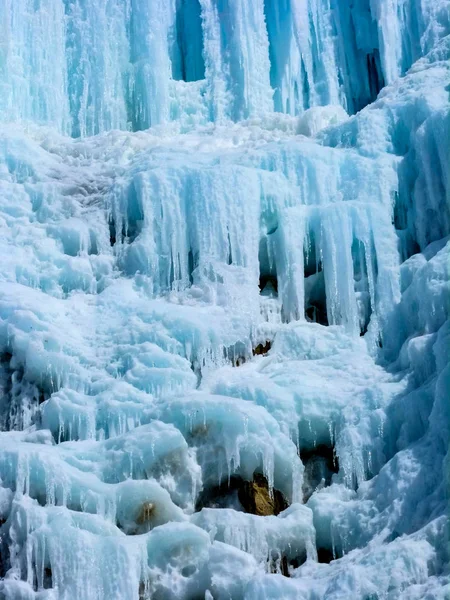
[0,0,449,599]
[2,0,449,133]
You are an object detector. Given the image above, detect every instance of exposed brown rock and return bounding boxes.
[195,474,288,516]
[253,340,271,356]
[238,473,288,516]
[136,502,155,524]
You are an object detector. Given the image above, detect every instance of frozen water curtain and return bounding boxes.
[0,0,449,599]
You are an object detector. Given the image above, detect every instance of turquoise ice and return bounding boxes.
[0,1,449,598]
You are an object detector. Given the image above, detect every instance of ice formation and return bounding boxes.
[0,0,449,598]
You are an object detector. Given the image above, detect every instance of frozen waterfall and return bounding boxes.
[3,0,447,134]
[0,0,449,599]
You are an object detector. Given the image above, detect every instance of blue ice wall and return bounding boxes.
[0,1,449,599]
[1,0,448,135]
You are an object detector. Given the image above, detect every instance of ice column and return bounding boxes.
[200,0,273,121]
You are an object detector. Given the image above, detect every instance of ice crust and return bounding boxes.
[0,0,449,599]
